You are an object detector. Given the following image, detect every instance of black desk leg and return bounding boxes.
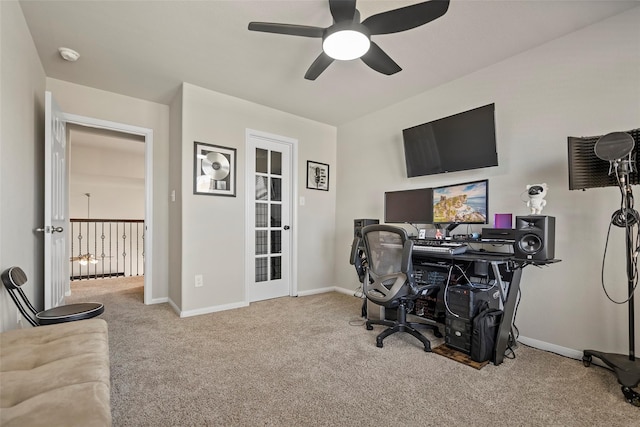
[493,267,522,365]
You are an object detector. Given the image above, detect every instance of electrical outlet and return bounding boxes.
[195,274,203,288]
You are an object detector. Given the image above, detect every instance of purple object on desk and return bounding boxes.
[494,213,512,229]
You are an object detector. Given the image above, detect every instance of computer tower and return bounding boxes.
[446,284,500,320]
[445,315,474,354]
[444,284,501,354]
[413,265,453,322]
[354,219,379,238]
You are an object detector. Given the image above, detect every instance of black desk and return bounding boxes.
[410,247,558,365]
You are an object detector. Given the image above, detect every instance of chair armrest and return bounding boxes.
[349,237,361,265]
[350,237,366,283]
[401,239,413,275]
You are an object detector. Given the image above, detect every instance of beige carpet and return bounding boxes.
[67,277,639,426]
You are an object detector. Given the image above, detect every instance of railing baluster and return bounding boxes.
[71,222,75,280]
[69,219,144,281]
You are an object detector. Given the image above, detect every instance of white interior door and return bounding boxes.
[246,130,294,302]
[43,91,69,309]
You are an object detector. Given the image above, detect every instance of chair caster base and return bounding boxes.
[622,386,640,407]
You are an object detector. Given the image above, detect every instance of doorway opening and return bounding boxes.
[68,124,145,283]
[63,113,154,304]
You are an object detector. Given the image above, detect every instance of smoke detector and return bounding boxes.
[58,47,80,62]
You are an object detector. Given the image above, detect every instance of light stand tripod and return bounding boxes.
[583,133,640,407]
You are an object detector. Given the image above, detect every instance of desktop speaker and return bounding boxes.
[354,219,379,238]
[514,216,555,260]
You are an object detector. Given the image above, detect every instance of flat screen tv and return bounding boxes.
[432,179,488,225]
[384,188,433,224]
[402,104,497,177]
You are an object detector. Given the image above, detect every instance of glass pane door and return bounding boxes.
[254,148,283,282]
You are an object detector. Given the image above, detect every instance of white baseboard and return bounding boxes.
[179,301,249,318]
[518,335,582,359]
[296,286,360,298]
[297,287,336,297]
[150,297,168,304]
[167,298,180,316]
[517,335,606,367]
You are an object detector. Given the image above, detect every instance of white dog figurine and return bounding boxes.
[526,183,548,215]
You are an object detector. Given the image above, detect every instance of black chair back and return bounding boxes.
[2,266,105,326]
[1,266,39,326]
[361,224,414,307]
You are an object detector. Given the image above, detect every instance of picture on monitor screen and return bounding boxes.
[432,179,488,224]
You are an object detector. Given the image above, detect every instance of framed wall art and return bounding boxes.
[306,160,329,191]
[194,141,236,197]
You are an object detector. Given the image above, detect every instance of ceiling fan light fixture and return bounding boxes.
[323,22,371,61]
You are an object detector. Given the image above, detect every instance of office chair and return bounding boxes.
[1,266,104,326]
[361,224,442,351]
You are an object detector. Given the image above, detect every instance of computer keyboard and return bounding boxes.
[412,241,468,255]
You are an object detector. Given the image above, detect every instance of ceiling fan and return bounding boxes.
[248,0,450,80]
[70,253,100,266]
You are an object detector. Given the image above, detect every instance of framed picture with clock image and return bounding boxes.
[306,161,329,191]
[194,141,236,197]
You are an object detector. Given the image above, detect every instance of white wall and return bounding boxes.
[0,0,46,331]
[334,7,640,356]
[69,142,145,219]
[178,83,337,313]
[46,78,170,302]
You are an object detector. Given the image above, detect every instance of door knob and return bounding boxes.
[35,226,64,233]
[284,225,290,230]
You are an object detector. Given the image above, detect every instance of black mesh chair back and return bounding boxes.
[361,225,413,307]
[1,266,104,326]
[361,224,441,351]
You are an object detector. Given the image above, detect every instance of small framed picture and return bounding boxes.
[306,161,329,191]
[194,141,236,197]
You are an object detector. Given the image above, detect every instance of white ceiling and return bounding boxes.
[20,0,639,126]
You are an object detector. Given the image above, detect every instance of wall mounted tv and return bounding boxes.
[432,179,488,225]
[384,188,433,224]
[402,104,498,177]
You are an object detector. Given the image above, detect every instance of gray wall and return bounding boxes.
[168,85,183,308]
[177,83,337,314]
[0,1,46,331]
[333,8,640,357]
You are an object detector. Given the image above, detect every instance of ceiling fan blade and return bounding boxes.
[361,42,402,76]
[329,0,357,23]
[248,22,324,38]
[362,0,450,35]
[304,52,335,80]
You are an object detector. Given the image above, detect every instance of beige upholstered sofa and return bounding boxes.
[0,318,111,426]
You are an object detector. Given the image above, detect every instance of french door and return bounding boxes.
[246,130,295,302]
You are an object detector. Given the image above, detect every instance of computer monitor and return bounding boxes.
[432,179,488,229]
[384,188,433,224]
